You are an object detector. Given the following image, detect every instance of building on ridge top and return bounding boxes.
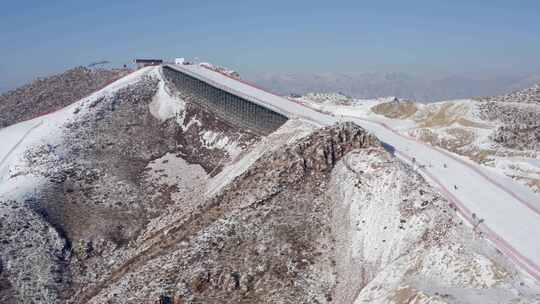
[134,59,163,69]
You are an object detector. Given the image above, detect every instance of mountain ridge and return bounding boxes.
[0,65,539,303]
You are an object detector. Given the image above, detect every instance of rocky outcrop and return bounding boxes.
[71,122,380,304]
[211,122,379,211]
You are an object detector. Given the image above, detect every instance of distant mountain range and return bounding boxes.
[4,67,539,103]
[247,71,540,102]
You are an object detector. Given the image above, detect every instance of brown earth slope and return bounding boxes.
[0,67,130,128]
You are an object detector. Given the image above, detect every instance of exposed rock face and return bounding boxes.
[0,67,130,128]
[73,122,380,304]
[257,121,379,175]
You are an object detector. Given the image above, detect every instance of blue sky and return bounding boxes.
[1,0,540,91]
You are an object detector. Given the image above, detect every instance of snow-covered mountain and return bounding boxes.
[1,66,539,303]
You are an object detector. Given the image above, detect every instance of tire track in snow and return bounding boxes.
[396,150,540,281]
[0,120,44,175]
[432,144,540,215]
[349,116,540,215]
[386,119,540,215]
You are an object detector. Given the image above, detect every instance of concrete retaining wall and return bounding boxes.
[163,66,288,135]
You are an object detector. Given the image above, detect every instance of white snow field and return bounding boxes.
[167,63,540,282]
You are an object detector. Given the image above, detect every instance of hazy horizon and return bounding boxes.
[2,0,540,98]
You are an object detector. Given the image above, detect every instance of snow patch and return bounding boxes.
[149,68,186,121]
[200,131,242,158]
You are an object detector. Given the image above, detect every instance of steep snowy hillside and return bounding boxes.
[1,67,539,304]
[331,148,539,303]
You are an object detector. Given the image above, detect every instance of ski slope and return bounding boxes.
[346,116,540,281]
[168,63,540,281]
